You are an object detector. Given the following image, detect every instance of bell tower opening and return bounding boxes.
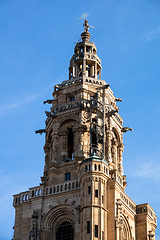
[56,221,74,240]
[67,128,74,159]
[92,132,97,147]
[91,131,97,155]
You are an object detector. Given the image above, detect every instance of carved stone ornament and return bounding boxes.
[28,211,39,240]
[81,111,90,123]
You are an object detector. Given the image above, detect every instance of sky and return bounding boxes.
[0,0,160,239]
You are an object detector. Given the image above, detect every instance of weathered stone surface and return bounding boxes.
[13,20,157,240]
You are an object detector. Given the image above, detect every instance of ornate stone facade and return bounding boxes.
[13,21,157,240]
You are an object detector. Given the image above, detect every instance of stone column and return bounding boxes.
[43,143,50,176]
[76,125,87,160]
[84,45,86,53]
[75,64,78,78]
[90,64,94,78]
[82,59,86,77]
[106,130,112,162]
[115,199,123,240]
[99,69,102,79]
[111,139,118,167]
[51,132,59,163]
[94,61,97,78]
[118,143,124,174]
[73,63,76,77]
[57,132,64,163]
[61,132,67,161]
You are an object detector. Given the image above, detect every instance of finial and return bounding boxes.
[83,19,94,33]
[81,19,94,42]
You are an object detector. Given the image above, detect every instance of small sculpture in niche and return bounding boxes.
[28,211,39,240]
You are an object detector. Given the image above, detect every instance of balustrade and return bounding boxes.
[13,181,79,206]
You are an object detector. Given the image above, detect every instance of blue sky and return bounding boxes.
[0,0,160,239]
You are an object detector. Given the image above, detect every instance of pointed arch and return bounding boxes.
[112,127,120,142]
[47,128,53,142]
[121,214,132,240]
[58,118,78,130]
[58,119,78,161]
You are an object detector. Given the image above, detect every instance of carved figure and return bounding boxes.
[35,129,46,135]
[121,127,133,132]
[29,211,39,240]
[148,230,154,240]
[108,109,119,116]
[43,99,53,104]
[83,20,94,32]
[115,98,123,102]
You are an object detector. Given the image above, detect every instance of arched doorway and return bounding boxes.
[56,221,74,240]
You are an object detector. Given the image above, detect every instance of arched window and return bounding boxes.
[56,221,74,240]
[26,194,28,201]
[112,128,118,140]
[95,164,97,171]
[106,168,108,175]
[121,214,133,240]
[67,128,74,159]
[98,165,100,171]
[38,189,41,195]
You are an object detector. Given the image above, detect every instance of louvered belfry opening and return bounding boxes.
[56,221,74,240]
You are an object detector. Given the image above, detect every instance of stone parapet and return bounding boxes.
[136,203,157,224]
[13,180,80,206]
[120,191,136,213]
[54,77,106,92]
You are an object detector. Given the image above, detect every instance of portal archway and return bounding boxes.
[121,214,132,240]
[43,204,78,240]
[56,221,74,240]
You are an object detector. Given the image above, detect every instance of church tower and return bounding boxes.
[13,20,157,240]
